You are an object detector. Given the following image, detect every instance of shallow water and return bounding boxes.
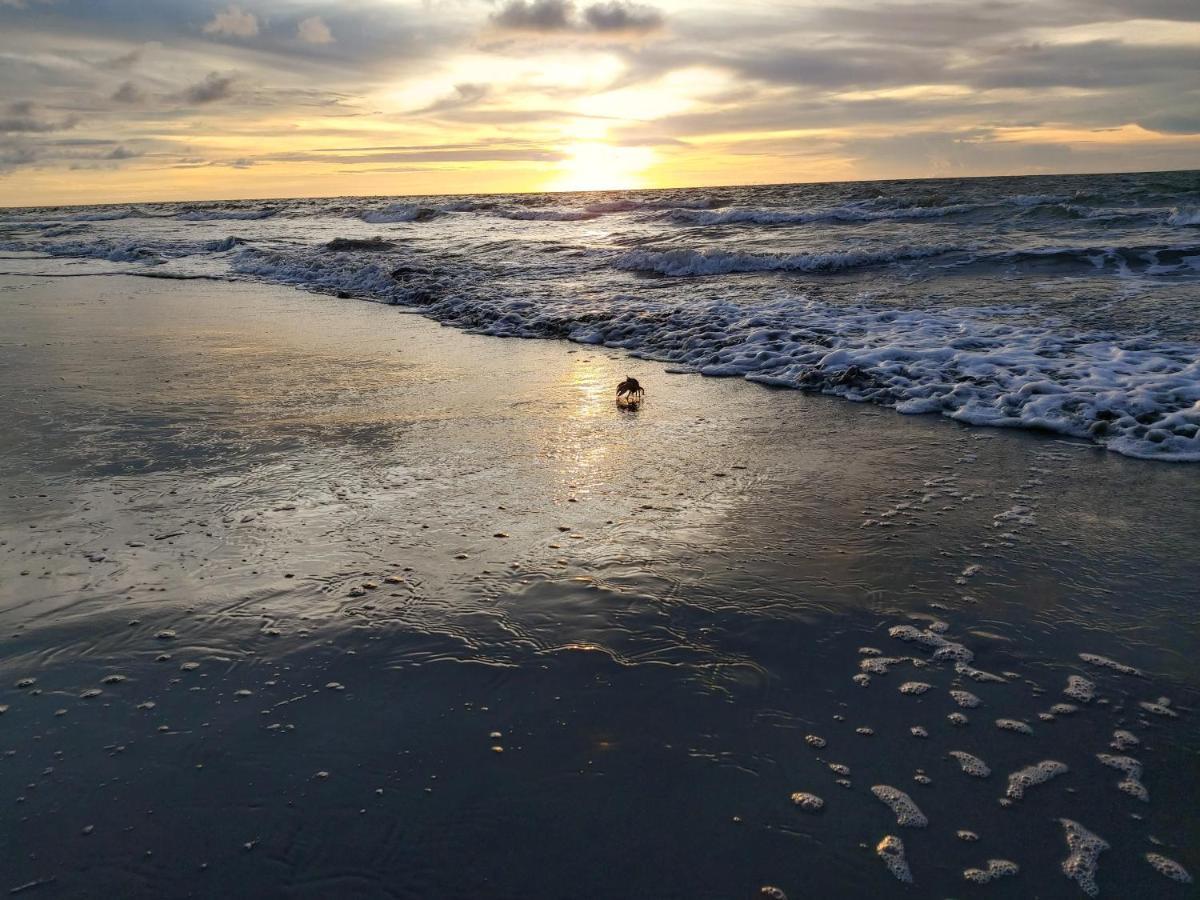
[1,273,1197,897]
[3,170,1200,461]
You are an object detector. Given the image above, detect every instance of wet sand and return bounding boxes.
[1,271,1198,898]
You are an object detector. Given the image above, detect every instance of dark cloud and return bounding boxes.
[492,0,663,35]
[732,46,942,89]
[582,2,663,33]
[111,81,143,104]
[493,0,574,32]
[269,144,567,164]
[0,108,78,133]
[180,72,235,104]
[0,140,39,169]
[1137,111,1200,135]
[98,46,145,70]
[104,145,138,159]
[962,41,1200,90]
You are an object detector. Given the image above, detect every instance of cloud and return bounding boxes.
[111,81,143,104]
[0,103,78,133]
[413,82,490,115]
[98,46,147,71]
[1137,111,1200,135]
[493,0,574,32]
[297,16,334,45]
[582,2,662,34]
[203,5,259,39]
[492,0,663,35]
[105,145,139,159]
[180,71,236,104]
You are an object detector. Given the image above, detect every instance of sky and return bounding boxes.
[0,0,1198,205]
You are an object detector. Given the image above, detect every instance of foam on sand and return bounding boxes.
[995,718,1033,734]
[888,624,973,663]
[1096,754,1149,802]
[1139,698,1179,718]
[1006,760,1068,800]
[950,690,981,708]
[1059,819,1109,897]
[1079,653,1142,676]
[964,859,1019,883]
[949,751,991,778]
[871,785,928,827]
[876,835,913,883]
[899,681,932,695]
[1145,853,1192,883]
[789,792,825,812]
[1110,730,1140,751]
[1064,675,1096,702]
[956,662,1007,683]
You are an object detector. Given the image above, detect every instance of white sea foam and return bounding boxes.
[950,690,981,708]
[1079,653,1142,676]
[1006,760,1068,799]
[615,245,955,277]
[1096,754,1148,802]
[876,835,912,883]
[964,859,1019,883]
[1059,819,1108,897]
[1064,675,1096,703]
[949,751,991,778]
[790,791,824,811]
[1167,206,1200,227]
[1146,853,1192,883]
[871,785,927,827]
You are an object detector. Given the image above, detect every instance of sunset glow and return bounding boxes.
[1,1,1198,205]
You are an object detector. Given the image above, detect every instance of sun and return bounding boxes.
[547,142,656,192]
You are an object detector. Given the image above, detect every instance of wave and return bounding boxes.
[615,242,1200,279]
[175,207,277,221]
[358,203,444,224]
[499,207,603,222]
[987,244,1200,276]
[615,245,958,276]
[130,241,1200,463]
[663,203,976,227]
[1168,206,1200,227]
[582,197,718,214]
[325,237,397,252]
[66,207,139,222]
[497,197,720,221]
[3,234,247,263]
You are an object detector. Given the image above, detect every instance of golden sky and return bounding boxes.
[1,0,1198,205]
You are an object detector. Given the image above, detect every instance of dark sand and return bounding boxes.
[1,272,1198,898]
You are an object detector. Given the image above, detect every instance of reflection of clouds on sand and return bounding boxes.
[1,273,1199,898]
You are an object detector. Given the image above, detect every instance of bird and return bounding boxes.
[616,376,644,402]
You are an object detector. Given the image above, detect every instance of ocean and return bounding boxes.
[3,169,1199,462]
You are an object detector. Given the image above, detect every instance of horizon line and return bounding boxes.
[1,165,1196,212]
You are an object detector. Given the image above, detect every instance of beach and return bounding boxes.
[1,269,1197,898]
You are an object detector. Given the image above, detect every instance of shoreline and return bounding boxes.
[1,272,1197,898]
[4,252,1196,465]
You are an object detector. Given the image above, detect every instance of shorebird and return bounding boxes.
[616,376,644,402]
